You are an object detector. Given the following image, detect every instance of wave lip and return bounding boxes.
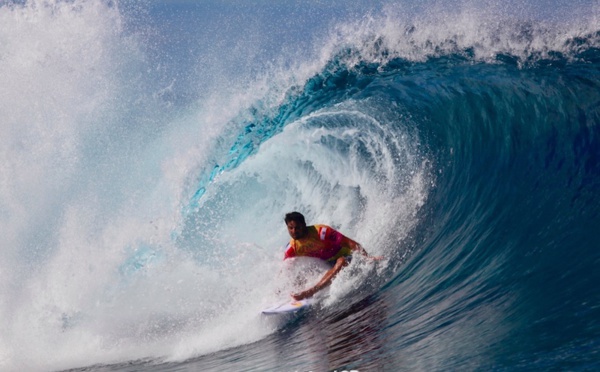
[320,7,600,68]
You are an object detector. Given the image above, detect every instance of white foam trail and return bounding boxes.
[0,1,332,368]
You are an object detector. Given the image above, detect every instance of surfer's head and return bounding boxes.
[285,212,308,240]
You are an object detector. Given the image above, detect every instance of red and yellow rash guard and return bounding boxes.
[284,225,355,263]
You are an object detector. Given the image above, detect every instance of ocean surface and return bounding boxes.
[1,0,599,371]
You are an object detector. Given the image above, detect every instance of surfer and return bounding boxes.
[283,211,381,300]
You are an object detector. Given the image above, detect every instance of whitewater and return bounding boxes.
[1,0,599,371]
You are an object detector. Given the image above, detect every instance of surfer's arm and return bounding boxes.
[344,237,384,261]
[283,242,296,259]
[291,256,349,301]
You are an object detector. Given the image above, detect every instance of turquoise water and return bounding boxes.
[1,1,599,371]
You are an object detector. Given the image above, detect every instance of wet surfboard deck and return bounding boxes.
[261,298,315,315]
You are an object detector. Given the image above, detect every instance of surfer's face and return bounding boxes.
[286,220,307,240]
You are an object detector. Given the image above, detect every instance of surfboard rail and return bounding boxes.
[261,298,315,315]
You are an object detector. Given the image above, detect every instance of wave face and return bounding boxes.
[1,0,599,371]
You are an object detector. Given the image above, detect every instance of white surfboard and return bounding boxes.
[261,298,315,315]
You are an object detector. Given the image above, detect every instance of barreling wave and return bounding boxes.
[1,0,599,370]
[186,16,600,213]
[178,16,600,369]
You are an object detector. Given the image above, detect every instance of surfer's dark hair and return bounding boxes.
[284,211,306,226]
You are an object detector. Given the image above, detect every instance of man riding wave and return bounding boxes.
[283,212,381,300]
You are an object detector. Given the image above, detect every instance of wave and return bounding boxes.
[178,17,600,368]
[1,0,599,370]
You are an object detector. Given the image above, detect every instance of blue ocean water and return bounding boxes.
[1,1,599,371]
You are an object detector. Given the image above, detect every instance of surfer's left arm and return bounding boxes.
[346,238,384,261]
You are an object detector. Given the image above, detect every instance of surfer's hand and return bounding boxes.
[291,292,307,301]
[291,288,314,301]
